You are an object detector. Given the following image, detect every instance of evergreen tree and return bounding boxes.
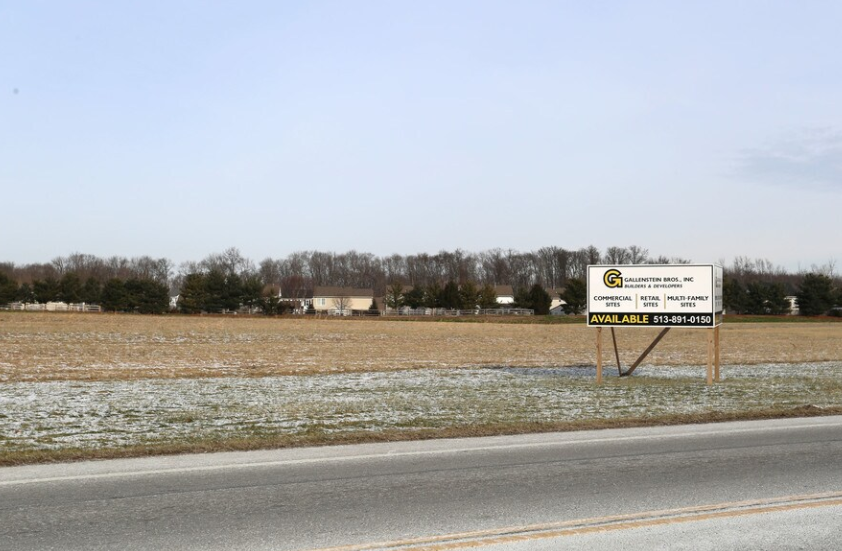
[744,281,789,315]
[384,282,404,311]
[101,278,128,312]
[0,272,17,305]
[178,273,207,314]
[528,284,552,315]
[203,270,227,313]
[477,284,498,309]
[222,273,244,312]
[560,278,587,314]
[723,277,746,314]
[368,298,379,314]
[81,277,102,304]
[33,277,61,303]
[16,282,35,303]
[240,274,264,312]
[424,281,442,308]
[260,290,281,315]
[59,272,83,304]
[764,282,791,315]
[440,280,462,309]
[125,278,169,314]
[459,281,479,310]
[512,287,531,309]
[743,281,765,315]
[403,286,425,309]
[796,273,835,316]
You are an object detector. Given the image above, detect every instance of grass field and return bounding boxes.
[2,312,842,465]
[2,312,841,383]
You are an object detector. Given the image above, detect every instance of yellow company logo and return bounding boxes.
[604,269,623,288]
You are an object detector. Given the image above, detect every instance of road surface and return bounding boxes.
[2,416,841,550]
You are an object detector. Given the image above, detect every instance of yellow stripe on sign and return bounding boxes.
[303,491,842,551]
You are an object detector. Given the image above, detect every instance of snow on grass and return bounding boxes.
[2,363,842,453]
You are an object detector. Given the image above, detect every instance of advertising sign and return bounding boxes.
[587,264,723,328]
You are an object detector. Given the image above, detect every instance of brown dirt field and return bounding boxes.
[1,312,841,383]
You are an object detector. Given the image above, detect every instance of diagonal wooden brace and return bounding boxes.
[610,327,622,376]
[620,327,671,377]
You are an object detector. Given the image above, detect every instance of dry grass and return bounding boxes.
[2,312,841,383]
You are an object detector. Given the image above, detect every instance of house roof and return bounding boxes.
[281,288,313,299]
[494,285,514,297]
[313,286,373,298]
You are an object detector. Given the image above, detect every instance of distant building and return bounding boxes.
[312,287,374,315]
[547,288,569,315]
[494,285,514,305]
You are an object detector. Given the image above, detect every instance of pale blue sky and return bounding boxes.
[2,1,840,271]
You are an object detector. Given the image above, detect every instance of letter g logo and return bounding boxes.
[604,269,623,288]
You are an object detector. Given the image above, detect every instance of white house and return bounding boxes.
[494,285,515,305]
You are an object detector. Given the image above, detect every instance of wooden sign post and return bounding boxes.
[596,327,603,384]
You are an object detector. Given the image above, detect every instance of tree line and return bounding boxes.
[1,246,674,296]
[0,271,170,314]
[1,248,840,316]
[724,273,840,316]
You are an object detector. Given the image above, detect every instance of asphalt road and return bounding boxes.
[2,416,841,550]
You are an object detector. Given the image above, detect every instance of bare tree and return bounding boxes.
[535,246,570,289]
[628,245,649,264]
[406,253,434,287]
[583,245,601,265]
[308,251,334,286]
[50,256,67,275]
[604,246,631,264]
[506,249,536,291]
[259,258,283,287]
[567,249,588,280]
[200,247,254,277]
[284,251,310,280]
[478,249,509,285]
[810,259,837,278]
[331,294,352,315]
[382,254,407,284]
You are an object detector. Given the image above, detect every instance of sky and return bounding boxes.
[2,1,841,272]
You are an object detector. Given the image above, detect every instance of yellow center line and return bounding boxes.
[303,491,842,551]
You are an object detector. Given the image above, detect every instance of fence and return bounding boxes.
[381,307,534,317]
[5,302,102,313]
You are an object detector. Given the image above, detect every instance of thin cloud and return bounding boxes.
[736,128,842,191]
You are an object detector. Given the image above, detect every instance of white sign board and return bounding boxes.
[587,264,723,328]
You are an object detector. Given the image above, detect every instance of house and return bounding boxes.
[259,284,314,313]
[494,285,515,305]
[283,289,313,313]
[312,286,374,315]
[280,287,313,313]
[546,288,568,315]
